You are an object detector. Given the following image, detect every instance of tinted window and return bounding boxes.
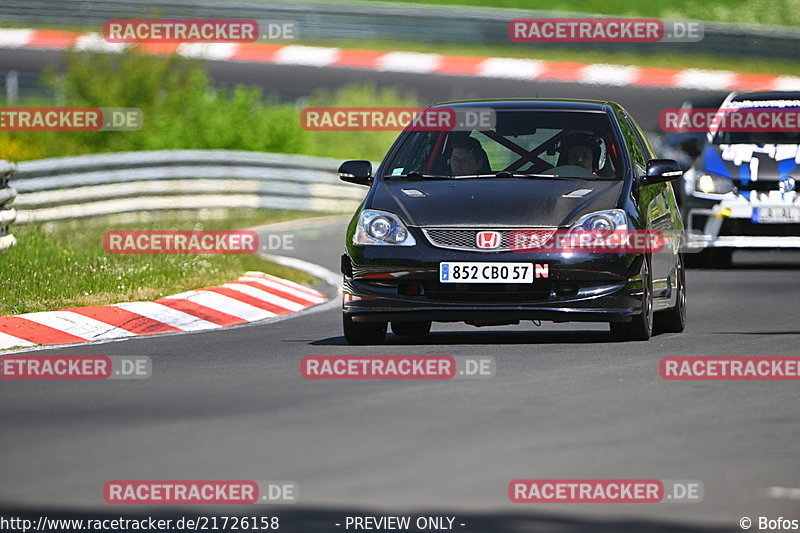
[383,109,624,180]
[627,115,656,159]
[712,97,800,144]
[615,109,646,175]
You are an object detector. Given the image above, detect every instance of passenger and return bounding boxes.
[450,137,491,175]
[558,132,602,173]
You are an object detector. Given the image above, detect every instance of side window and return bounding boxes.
[626,115,656,160]
[384,131,442,175]
[615,110,646,175]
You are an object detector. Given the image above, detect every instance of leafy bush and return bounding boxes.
[305,83,420,160]
[0,49,419,162]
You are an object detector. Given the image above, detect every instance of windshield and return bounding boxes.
[712,102,800,144]
[382,109,624,180]
[712,128,800,145]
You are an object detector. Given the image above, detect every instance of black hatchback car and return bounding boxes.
[339,99,686,344]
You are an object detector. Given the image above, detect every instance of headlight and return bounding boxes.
[354,209,416,246]
[571,209,629,231]
[695,173,735,195]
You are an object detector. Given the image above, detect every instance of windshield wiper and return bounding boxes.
[387,171,454,179]
[494,171,550,178]
[452,172,570,179]
[387,171,581,180]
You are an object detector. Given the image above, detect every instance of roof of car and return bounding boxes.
[429,99,615,112]
[730,91,800,102]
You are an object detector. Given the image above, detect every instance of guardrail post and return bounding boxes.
[4,70,18,106]
[0,160,18,252]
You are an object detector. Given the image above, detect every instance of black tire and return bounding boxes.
[654,254,687,333]
[710,248,733,268]
[391,321,432,336]
[683,250,708,269]
[685,248,732,269]
[610,257,653,341]
[343,314,387,345]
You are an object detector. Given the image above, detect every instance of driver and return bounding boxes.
[557,132,602,173]
[450,136,490,175]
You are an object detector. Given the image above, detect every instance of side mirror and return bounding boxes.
[338,160,372,186]
[642,159,683,186]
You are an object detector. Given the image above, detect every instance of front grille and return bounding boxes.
[720,219,800,237]
[733,180,779,193]
[422,228,557,252]
[424,281,552,302]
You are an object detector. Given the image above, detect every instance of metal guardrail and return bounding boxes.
[11,150,366,223]
[0,160,18,252]
[2,0,799,59]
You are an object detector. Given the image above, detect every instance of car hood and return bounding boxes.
[700,143,800,182]
[370,178,623,227]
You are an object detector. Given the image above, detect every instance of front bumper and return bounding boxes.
[684,192,800,249]
[342,241,648,324]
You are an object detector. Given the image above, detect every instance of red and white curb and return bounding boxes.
[0,271,327,350]
[1,28,799,91]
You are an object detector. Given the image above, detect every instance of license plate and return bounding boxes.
[439,262,536,283]
[752,207,800,223]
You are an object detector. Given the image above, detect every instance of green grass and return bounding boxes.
[0,209,322,315]
[325,0,800,27]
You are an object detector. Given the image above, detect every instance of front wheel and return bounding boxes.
[655,254,687,333]
[610,257,653,341]
[343,314,387,345]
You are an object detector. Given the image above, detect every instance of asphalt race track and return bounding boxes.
[1,47,799,533]
[2,216,799,532]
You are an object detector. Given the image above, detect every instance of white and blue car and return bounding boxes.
[682,90,800,267]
